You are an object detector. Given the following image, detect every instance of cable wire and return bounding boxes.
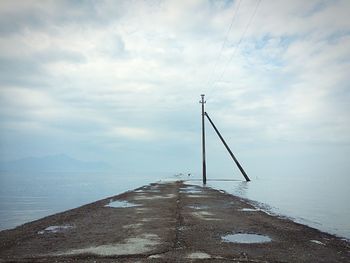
[206,0,242,86]
[211,0,261,89]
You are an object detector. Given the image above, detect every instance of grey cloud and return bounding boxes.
[35,49,86,64]
[0,48,85,87]
[0,11,45,35]
[0,56,45,87]
[0,0,127,36]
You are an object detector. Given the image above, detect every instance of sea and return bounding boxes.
[0,171,349,240]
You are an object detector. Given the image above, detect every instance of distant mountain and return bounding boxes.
[0,154,110,172]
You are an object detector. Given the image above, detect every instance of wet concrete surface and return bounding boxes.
[0,181,349,262]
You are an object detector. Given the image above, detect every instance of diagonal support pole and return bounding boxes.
[204,112,250,182]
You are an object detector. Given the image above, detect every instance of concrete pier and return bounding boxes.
[0,181,349,262]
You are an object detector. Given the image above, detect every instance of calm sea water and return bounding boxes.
[0,171,158,231]
[191,176,350,240]
[0,171,349,240]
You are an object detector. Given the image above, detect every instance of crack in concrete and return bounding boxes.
[174,182,186,251]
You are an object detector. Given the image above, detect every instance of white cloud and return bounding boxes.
[0,0,349,166]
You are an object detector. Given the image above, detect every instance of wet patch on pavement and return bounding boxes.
[187,251,211,259]
[239,208,259,212]
[56,233,161,256]
[133,193,175,200]
[310,239,326,245]
[105,200,141,208]
[37,225,74,235]
[221,233,272,244]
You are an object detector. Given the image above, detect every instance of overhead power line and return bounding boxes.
[206,0,242,86]
[211,0,261,89]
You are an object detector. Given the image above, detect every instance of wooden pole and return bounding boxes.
[200,94,207,184]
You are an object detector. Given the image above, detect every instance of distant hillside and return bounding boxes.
[0,154,109,172]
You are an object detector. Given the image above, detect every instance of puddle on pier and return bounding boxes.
[38,225,73,234]
[57,233,160,256]
[106,200,141,208]
[133,194,175,200]
[188,205,209,210]
[240,208,259,212]
[222,233,272,244]
[310,240,325,245]
[180,186,202,194]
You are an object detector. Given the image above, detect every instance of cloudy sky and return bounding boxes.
[0,0,349,179]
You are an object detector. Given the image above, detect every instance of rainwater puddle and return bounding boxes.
[180,187,202,194]
[187,252,211,259]
[133,194,175,200]
[38,225,73,234]
[310,240,325,245]
[183,190,202,194]
[222,233,272,244]
[57,233,160,256]
[240,208,259,212]
[188,194,208,198]
[188,205,209,210]
[106,200,141,208]
[192,211,220,221]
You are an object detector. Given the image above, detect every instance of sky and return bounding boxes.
[0,0,349,179]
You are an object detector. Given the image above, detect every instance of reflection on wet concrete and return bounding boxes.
[38,225,73,234]
[222,233,272,244]
[240,208,259,212]
[105,200,141,208]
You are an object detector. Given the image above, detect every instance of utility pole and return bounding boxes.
[200,94,207,184]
